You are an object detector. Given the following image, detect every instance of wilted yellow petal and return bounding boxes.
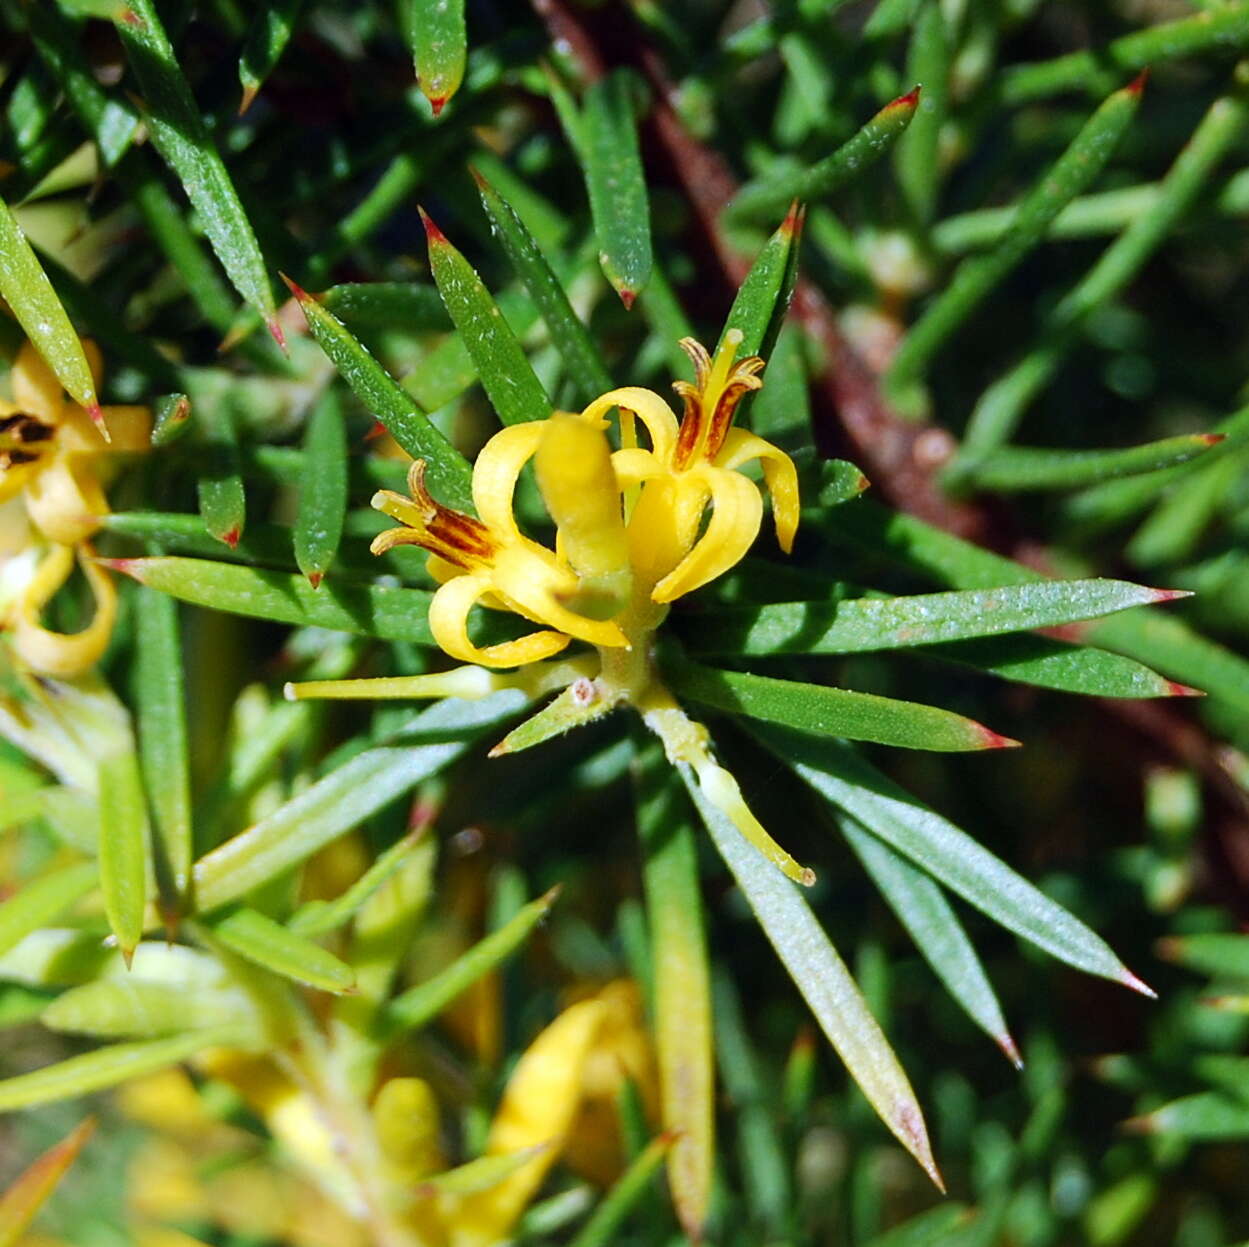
[448,999,607,1246]
[13,544,117,678]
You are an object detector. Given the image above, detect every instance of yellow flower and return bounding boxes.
[595,328,800,603]
[370,422,627,668]
[0,340,149,678]
[1,340,150,545]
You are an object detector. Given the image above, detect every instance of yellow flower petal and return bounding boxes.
[11,342,65,423]
[491,548,627,650]
[13,543,118,678]
[470,422,546,538]
[373,1076,445,1183]
[448,999,607,1247]
[582,387,679,463]
[716,427,800,553]
[652,466,762,603]
[429,572,570,668]
[23,455,108,545]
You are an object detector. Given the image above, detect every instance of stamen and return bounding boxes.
[370,458,496,569]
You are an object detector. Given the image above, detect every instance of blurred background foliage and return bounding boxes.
[3,0,1249,1245]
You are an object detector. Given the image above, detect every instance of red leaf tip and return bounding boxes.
[306,571,324,589]
[429,95,448,117]
[1166,680,1205,698]
[1127,68,1150,95]
[618,288,637,310]
[978,724,1022,750]
[96,557,143,581]
[997,1032,1025,1070]
[780,199,807,239]
[1198,432,1227,446]
[1149,588,1193,603]
[238,83,259,116]
[890,84,922,112]
[279,272,311,303]
[220,527,241,549]
[418,206,449,246]
[266,316,288,354]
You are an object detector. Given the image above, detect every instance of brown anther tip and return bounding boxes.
[266,317,288,354]
[1166,681,1205,698]
[238,83,259,116]
[418,206,448,245]
[1127,67,1150,95]
[1121,968,1158,1000]
[220,527,241,549]
[618,288,637,310]
[306,571,323,589]
[1150,588,1193,603]
[891,84,922,110]
[1199,433,1227,445]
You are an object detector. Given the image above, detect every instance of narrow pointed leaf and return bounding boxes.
[103,556,438,643]
[581,70,653,304]
[0,862,97,961]
[688,579,1180,657]
[320,282,450,331]
[727,88,920,224]
[1130,1091,1249,1140]
[754,723,1148,990]
[473,169,613,401]
[489,682,611,757]
[422,211,552,425]
[197,392,246,548]
[238,0,305,114]
[568,1133,675,1247]
[286,279,474,511]
[1157,933,1249,980]
[888,76,1144,391]
[664,655,1016,751]
[42,980,250,1038]
[721,203,805,362]
[0,1027,249,1112]
[839,815,1018,1064]
[151,393,191,446]
[133,586,192,905]
[294,389,348,586]
[960,435,1222,492]
[207,906,355,993]
[405,0,467,115]
[0,1117,95,1247]
[97,747,150,960]
[380,886,559,1037]
[192,692,525,911]
[895,4,948,225]
[685,774,942,1189]
[114,0,277,331]
[635,750,714,1240]
[0,192,100,418]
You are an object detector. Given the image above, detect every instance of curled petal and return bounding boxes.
[13,544,118,678]
[429,573,570,668]
[24,457,108,545]
[471,423,546,538]
[716,428,800,552]
[609,447,663,490]
[652,466,762,603]
[582,387,679,465]
[492,548,627,650]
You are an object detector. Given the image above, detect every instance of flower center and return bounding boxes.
[671,329,764,470]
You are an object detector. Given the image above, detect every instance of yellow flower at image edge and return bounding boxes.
[1,340,149,676]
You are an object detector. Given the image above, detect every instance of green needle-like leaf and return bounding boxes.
[727,87,921,224]
[0,1118,96,1247]
[0,863,97,961]
[895,2,949,226]
[421,210,553,425]
[686,775,943,1191]
[0,1028,251,1112]
[238,0,305,115]
[42,979,251,1038]
[379,885,559,1037]
[664,655,1017,751]
[888,75,1145,393]
[568,1133,675,1247]
[196,392,246,548]
[473,168,613,401]
[754,724,1152,992]
[720,203,805,363]
[320,282,451,332]
[113,0,279,337]
[192,693,525,911]
[294,389,348,587]
[1157,933,1249,979]
[97,747,150,963]
[838,816,1019,1065]
[1128,1092,1249,1140]
[285,278,474,511]
[132,586,192,907]
[207,906,356,993]
[581,70,653,305]
[635,749,714,1241]
[405,0,467,116]
[687,579,1183,657]
[0,192,101,422]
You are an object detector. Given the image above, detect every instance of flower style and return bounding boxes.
[369,422,627,669]
[1,340,150,677]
